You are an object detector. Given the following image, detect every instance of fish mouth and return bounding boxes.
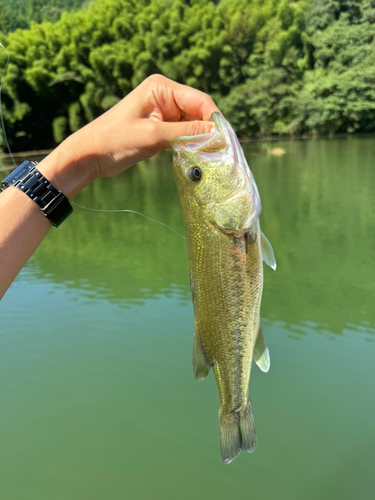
[172,113,262,225]
[169,132,213,148]
[170,112,227,151]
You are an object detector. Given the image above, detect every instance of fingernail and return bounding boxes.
[210,126,216,133]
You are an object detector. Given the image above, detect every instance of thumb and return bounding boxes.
[157,120,215,149]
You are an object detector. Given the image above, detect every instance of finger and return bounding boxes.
[172,87,220,121]
[143,75,220,122]
[164,111,212,122]
[155,120,215,150]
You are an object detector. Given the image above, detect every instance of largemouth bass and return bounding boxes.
[171,113,276,464]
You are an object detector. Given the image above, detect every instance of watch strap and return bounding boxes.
[1,160,73,227]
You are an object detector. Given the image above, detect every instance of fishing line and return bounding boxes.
[71,201,186,239]
[0,43,16,168]
[0,44,185,240]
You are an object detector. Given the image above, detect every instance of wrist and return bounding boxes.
[37,129,98,199]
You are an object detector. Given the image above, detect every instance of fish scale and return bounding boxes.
[171,113,276,464]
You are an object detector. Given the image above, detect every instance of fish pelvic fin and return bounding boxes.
[220,401,257,464]
[193,334,211,380]
[254,323,271,373]
[261,230,276,270]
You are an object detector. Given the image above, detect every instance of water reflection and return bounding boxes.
[2,141,375,500]
[244,138,375,337]
[2,139,375,340]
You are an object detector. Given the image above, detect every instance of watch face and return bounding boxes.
[3,161,32,185]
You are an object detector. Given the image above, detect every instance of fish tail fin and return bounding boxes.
[219,412,241,464]
[219,401,256,464]
[239,400,257,453]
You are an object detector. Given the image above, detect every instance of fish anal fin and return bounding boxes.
[193,334,211,380]
[261,230,276,270]
[254,323,270,373]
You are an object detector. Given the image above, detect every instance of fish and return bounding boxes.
[171,112,276,464]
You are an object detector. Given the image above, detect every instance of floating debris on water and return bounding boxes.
[269,148,286,156]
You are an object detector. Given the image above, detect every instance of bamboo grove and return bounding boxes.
[1,0,375,151]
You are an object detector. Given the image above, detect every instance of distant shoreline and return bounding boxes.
[239,132,375,143]
[0,149,53,159]
[1,132,374,161]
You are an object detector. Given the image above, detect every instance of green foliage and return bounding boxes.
[290,0,375,135]
[1,0,375,150]
[219,66,296,137]
[0,0,309,149]
[52,115,68,142]
[222,0,375,137]
[0,0,89,33]
[68,101,83,132]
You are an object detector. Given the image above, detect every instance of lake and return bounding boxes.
[1,137,374,499]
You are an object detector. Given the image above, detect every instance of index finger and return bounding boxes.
[172,86,220,122]
[143,75,220,122]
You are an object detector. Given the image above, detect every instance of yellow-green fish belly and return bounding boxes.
[187,219,263,415]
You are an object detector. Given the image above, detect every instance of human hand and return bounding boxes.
[38,75,220,198]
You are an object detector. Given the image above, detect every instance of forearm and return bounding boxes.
[0,133,94,300]
[0,185,51,299]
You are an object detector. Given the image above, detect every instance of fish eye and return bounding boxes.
[189,166,201,182]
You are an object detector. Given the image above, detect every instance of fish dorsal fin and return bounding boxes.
[261,231,276,270]
[254,324,270,373]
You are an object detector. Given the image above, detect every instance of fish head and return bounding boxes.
[171,112,261,236]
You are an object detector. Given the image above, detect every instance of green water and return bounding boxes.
[1,138,374,500]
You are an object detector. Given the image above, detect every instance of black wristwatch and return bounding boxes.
[1,160,73,228]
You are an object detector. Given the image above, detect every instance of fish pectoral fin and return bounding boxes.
[254,323,270,373]
[261,231,276,270]
[193,334,211,380]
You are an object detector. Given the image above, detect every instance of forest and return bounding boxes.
[0,0,89,32]
[1,0,375,151]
